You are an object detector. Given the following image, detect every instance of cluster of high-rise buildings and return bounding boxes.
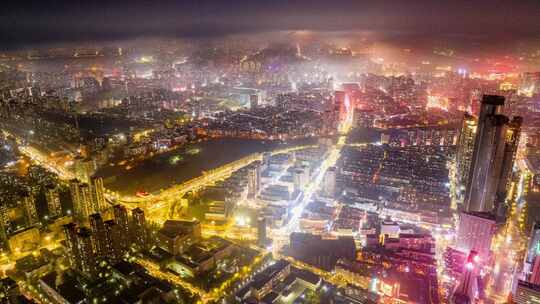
[451,95,523,302]
[63,205,147,278]
[68,177,106,219]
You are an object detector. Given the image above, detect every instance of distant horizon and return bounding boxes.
[2,0,540,50]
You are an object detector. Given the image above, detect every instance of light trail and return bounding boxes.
[19,145,75,180]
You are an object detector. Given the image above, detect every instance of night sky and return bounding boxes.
[2,0,540,49]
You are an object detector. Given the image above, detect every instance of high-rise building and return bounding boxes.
[530,256,540,286]
[89,213,108,258]
[76,227,96,277]
[455,114,477,200]
[73,157,96,183]
[22,193,38,227]
[70,178,105,219]
[465,96,507,213]
[113,204,129,250]
[246,162,261,199]
[131,208,147,249]
[514,280,540,304]
[464,95,521,214]
[524,222,540,278]
[494,116,523,219]
[293,166,310,194]
[452,251,480,304]
[63,223,80,270]
[334,91,349,122]
[70,179,90,218]
[104,220,122,262]
[322,166,337,197]
[63,223,97,277]
[89,177,106,214]
[0,204,8,246]
[249,94,259,109]
[456,211,496,260]
[45,185,62,218]
[257,216,267,248]
[518,72,540,97]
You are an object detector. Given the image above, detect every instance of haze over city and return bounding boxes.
[1,1,540,303]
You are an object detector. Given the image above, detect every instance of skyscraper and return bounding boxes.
[89,177,106,214]
[22,193,38,227]
[104,220,122,262]
[70,179,90,218]
[494,116,523,219]
[257,216,267,248]
[76,227,96,277]
[453,251,480,304]
[0,205,8,246]
[131,208,147,249]
[246,162,261,199]
[455,114,477,200]
[45,185,62,218]
[70,178,106,219]
[456,211,496,260]
[89,213,108,258]
[322,166,337,198]
[530,256,540,285]
[464,95,521,214]
[524,222,540,279]
[63,223,80,270]
[113,204,129,250]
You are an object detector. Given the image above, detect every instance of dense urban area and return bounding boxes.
[1,23,540,304]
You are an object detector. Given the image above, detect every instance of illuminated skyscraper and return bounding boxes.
[466,114,508,212]
[76,227,96,277]
[322,166,337,198]
[257,216,267,248]
[524,222,540,279]
[90,177,106,214]
[494,116,522,219]
[455,114,477,200]
[293,166,310,194]
[70,178,106,219]
[456,211,496,260]
[452,251,480,304]
[22,193,38,227]
[464,95,521,213]
[104,220,121,262]
[246,162,261,199]
[113,204,129,250]
[69,179,91,218]
[334,91,348,122]
[0,205,8,245]
[530,256,540,285]
[45,185,62,218]
[131,208,147,249]
[89,213,108,258]
[63,223,80,270]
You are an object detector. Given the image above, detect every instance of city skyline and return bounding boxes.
[1,2,540,304]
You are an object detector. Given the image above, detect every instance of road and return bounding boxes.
[6,123,319,224]
[487,172,528,300]
[111,144,319,223]
[18,145,75,180]
[279,101,353,236]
